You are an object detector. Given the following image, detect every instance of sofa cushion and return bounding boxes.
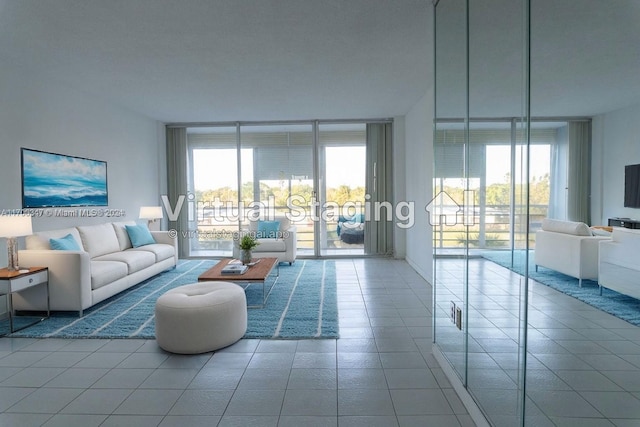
[255,238,286,252]
[49,233,82,251]
[125,224,156,247]
[590,226,613,237]
[90,260,128,290]
[257,220,280,238]
[612,227,640,245]
[78,223,121,258]
[541,218,591,236]
[26,228,84,251]
[112,221,137,251]
[278,216,291,231]
[94,250,156,274]
[249,217,291,233]
[248,219,259,232]
[129,243,175,262]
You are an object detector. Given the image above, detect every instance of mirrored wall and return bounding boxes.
[433,1,640,426]
[433,0,531,424]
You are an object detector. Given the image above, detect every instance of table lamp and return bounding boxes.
[0,215,33,271]
[139,206,163,230]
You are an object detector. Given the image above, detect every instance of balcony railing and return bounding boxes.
[189,205,364,254]
[433,204,548,250]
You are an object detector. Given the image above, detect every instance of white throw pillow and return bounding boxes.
[77,223,121,258]
[26,227,84,250]
[590,227,612,237]
[112,221,137,251]
[277,216,291,231]
[541,218,591,236]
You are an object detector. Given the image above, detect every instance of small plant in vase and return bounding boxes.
[238,234,259,265]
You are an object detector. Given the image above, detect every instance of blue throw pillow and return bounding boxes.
[257,220,280,238]
[125,224,156,247]
[50,233,81,251]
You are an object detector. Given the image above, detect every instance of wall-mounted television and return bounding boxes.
[624,163,640,208]
[21,148,108,208]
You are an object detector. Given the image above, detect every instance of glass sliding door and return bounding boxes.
[239,124,315,255]
[187,126,244,257]
[184,120,387,258]
[318,123,366,256]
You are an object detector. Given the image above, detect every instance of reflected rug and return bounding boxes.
[10,259,339,339]
[482,250,640,326]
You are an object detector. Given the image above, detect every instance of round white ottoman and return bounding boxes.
[155,282,247,354]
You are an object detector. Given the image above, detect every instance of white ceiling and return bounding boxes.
[1,0,638,124]
[436,0,640,119]
[0,0,430,123]
[530,0,640,117]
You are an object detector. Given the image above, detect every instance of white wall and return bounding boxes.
[0,66,164,265]
[403,90,434,281]
[592,102,640,225]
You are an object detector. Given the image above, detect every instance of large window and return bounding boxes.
[433,121,565,254]
[240,124,315,254]
[187,126,249,256]
[318,124,366,256]
[184,121,385,258]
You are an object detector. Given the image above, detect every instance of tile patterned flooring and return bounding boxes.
[4,256,637,426]
[435,257,640,427]
[0,259,475,427]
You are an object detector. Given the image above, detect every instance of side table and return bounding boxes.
[0,267,50,334]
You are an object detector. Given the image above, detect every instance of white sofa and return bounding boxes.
[598,227,640,299]
[16,221,178,316]
[534,218,610,287]
[233,216,297,265]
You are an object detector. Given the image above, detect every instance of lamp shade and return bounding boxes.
[139,206,163,220]
[0,215,33,238]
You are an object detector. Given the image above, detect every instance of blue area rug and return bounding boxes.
[10,259,339,340]
[482,250,640,326]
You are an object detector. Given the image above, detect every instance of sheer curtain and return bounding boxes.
[166,127,189,258]
[548,125,568,219]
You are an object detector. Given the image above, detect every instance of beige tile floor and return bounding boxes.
[0,258,475,427]
[435,257,640,427]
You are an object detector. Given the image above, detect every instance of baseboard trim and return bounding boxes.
[432,344,491,427]
[405,256,430,282]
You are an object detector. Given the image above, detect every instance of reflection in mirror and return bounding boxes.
[433,0,469,393]
[434,0,640,425]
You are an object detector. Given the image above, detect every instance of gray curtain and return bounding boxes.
[166,127,189,258]
[548,125,568,219]
[364,123,394,255]
[566,121,591,224]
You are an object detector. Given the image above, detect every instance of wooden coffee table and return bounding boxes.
[198,257,279,308]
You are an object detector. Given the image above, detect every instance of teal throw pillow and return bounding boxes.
[257,220,280,238]
[125,224,156,247]
[50,233,81,251]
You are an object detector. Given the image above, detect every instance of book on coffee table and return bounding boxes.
[220,264,248,275]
